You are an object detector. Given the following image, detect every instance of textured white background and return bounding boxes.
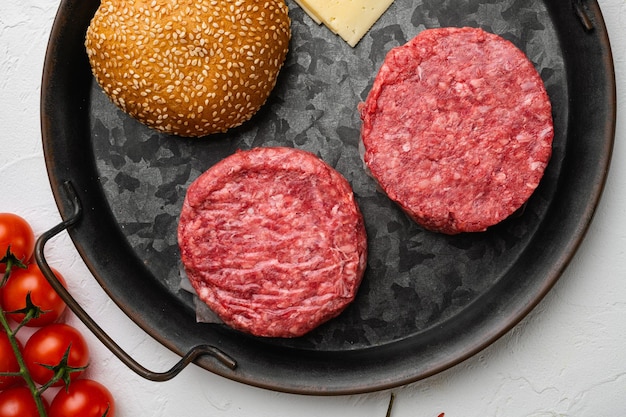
[1,1,625,416]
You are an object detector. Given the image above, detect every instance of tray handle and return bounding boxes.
[34,180,237,381]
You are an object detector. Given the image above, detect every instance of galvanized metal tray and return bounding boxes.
[40,0,615,394]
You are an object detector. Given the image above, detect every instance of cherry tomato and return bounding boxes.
[0,331,22,390]
[0,213,35,273]
[0,386,48,417]
[22,323,90,386]
[1,263,67,327]
[49,379,115,417]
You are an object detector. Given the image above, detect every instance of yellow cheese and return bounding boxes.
[295,0,394,47]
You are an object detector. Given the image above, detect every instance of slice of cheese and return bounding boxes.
[294,0,394,47]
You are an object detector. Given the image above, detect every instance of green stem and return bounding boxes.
[0,371,22,377]
[37,370,61,394]
[0,299,48,416]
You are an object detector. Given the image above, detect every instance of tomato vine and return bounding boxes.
[0,267,49,416]
[0,213,114,417]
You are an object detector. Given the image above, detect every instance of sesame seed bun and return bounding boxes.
[85,0,291,137]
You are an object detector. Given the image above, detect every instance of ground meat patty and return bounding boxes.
[359,27,554,234]
[178,147,367,338]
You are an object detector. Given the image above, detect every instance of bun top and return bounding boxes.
[85,0,291,137]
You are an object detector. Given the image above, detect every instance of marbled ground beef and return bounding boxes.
[178,147,367,338]
[359,27,553,234]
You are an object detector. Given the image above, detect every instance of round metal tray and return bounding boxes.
[40,0,615,394]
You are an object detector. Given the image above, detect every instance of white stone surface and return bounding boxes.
[1,1,624,416]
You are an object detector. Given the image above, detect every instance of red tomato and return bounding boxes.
[0,331,22,390]
[49,379,115,417]
[1,263,67,327]
[22,323,90,386]
[0,213,35,273]
[0,386,48,417]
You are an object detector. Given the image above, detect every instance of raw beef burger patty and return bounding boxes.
[359,27,554,234]
[178,147,367,338]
